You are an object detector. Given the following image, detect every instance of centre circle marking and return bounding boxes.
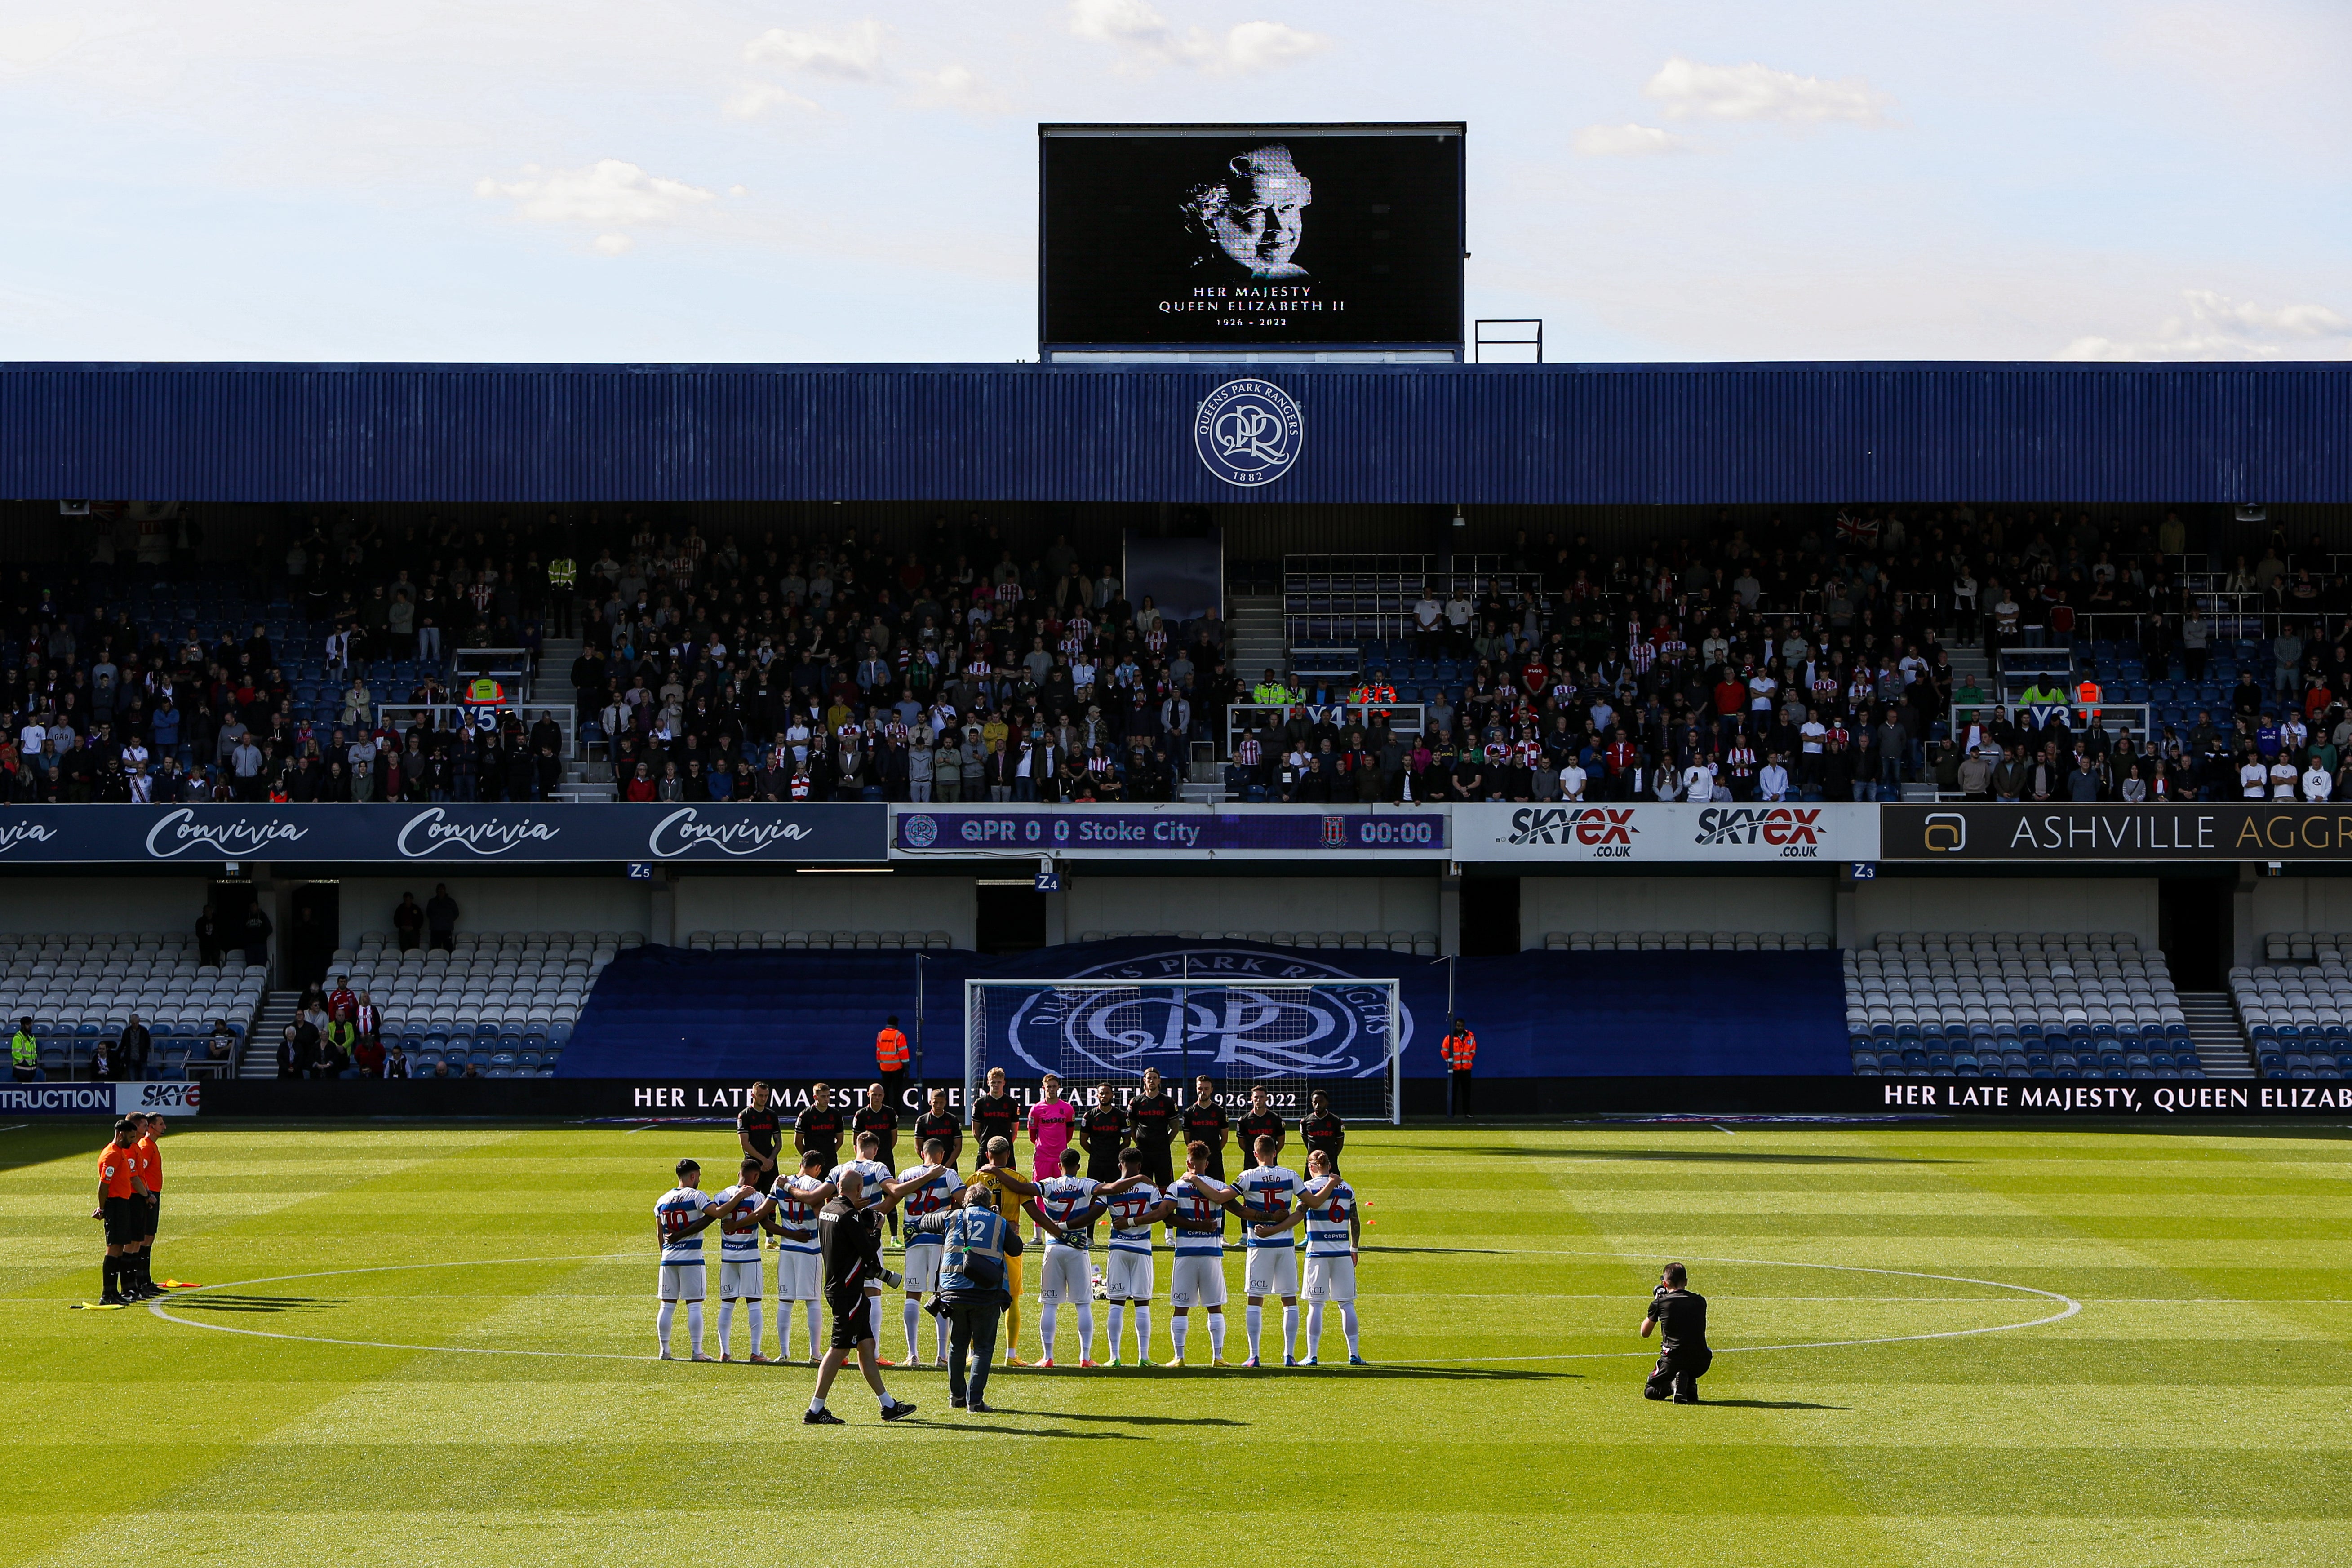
[145,1249,2082,1365]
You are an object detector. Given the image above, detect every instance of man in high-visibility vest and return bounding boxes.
[875,1016,911,1112]
[546,553,577,636]
[1441,1017,1477,1118]
[10,1015,36,1083]
[1252,669,1293,706]
[2074,678,2102,723]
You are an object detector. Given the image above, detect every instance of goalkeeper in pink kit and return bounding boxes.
[1026,1074,1078,1240]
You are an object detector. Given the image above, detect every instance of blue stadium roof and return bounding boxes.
[1,360,2343,506]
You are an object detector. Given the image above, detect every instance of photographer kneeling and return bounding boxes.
[914,1180,1033,1413]
[1639,1261,1711,1404]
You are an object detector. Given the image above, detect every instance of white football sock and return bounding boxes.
[1108,1303,1125,1355]
[1306,1301,1326,1358]
[805,1302,822,1360]
[904,1298,922,1362]
[1171,1314,1189,1359]
[1283,1303,1299,1360]
[717,1300,735,1358]
[1246,1303,1264,1359]
[776,1302,795,1356]
[686,1301,704,1353]
[1341,1303,1360,1356]
[1208,1312,1226,1358]
[1039,1302,1059,1358]
[656,1300,676,1352]
[1075,1303,1095,1360]
[1132,1304,1151,1359]
[748,1300,764,1356]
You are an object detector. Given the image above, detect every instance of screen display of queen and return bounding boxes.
[1040,123,1465,351]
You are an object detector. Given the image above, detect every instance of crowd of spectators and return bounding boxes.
[5,505,2348,806]
[1,512,1238,805]
[1234,509,2352,805]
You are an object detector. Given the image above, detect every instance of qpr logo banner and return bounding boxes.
[1459,802,1881,862]
[998,948,1405,1082]
[1194,378,1302,487]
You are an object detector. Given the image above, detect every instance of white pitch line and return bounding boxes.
[145,1249,2083,1368]
[1401,1249,2081,1364]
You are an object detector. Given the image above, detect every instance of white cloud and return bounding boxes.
[592,234,633,257]
[475,159,716,230]
[1572,122,1695,157]
[2060,290,2352,360]
[743,20,886,81]
[912,63,1008,114]
[723,83,821,120]
[1643,55,1890,124]
[1069,0,1325,75]
[0,19,81,71]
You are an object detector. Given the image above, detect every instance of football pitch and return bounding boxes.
[6,1117,2352,1568]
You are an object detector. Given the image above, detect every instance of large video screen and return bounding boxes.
[1040,124,1464,351]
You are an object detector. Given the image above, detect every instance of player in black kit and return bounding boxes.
[1081,1083,1129,1183]
[970,1066,1021,1155]
[737,1081,783,1191]
[1237,1085,1285,1170]
[1640,1261,1712,1403]
[1128,1067,1177,1190]
[855,1082,903,1236]
[1183,1075,1230,1179]
[914,1086,963,1170]
[795,1083,843,1173]
[1300,1088,1345,1176]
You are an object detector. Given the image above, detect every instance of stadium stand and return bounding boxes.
[1841,931,2199,1080]
[2231,936,2352,1080]
[1544,931,1832,951]
[0,932,259,1078]
[333,929,634,1076]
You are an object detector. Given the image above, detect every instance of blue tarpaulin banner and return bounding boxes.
[558,939,1850,1081]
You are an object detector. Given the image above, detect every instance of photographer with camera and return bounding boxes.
[805,1169,917,1426]
[1639,1261,1712,1404]
[912,1180,1031,1413]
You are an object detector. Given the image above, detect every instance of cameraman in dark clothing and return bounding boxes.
[1640,1261,1712,1404]
[806,1169,915,1426]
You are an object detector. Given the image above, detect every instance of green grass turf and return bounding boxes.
[6,1117,2352,1567]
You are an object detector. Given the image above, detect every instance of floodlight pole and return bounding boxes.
[1179,952,1190,1103]
[913,954,926,1092]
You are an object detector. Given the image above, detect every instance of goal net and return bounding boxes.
[964,976,1402,1125]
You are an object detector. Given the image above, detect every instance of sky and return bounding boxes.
[1,0,2348,364]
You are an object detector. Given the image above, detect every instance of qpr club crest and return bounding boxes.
[1194,378,1302,487]
[1003,947,1403,1080]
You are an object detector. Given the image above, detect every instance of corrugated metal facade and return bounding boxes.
[1,362,2345,506]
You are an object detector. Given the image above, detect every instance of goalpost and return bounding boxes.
[964,975,1404,1125]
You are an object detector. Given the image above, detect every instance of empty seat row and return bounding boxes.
[1547,931,1832,952]
[1076,931,1440,955]
[688,930,955,951]
[2261,932,2352,963]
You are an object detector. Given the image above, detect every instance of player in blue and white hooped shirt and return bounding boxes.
[654,1158,751,1361]
[1163,1141,1244,1366]
[1255,1148,1364,1365]
[763,1150,839,1364]
[710,1157,777,1363]
[827,1129,937,1364]
[1032,1146,1115,1367]
[1232,1135,1304,1367]
[893,1136,961,1367]
[1096,1146,1164,1367]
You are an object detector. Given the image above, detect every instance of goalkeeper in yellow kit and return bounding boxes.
[973,1136,1046,1365]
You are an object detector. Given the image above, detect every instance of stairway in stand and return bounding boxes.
[537,636,615,802]
[1227,593,1287,688]
[239,992,305,1078]
[2179,992,2255,1078]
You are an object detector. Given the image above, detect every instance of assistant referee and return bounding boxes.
[92,1119,152,1306]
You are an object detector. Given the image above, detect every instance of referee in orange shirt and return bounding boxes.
[874,1016,911,1112]
[91,1119,151,1306]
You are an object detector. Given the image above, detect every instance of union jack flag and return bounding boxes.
[1835,511,1879,547]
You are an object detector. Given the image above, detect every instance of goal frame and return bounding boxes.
[963,975,1404,1125]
